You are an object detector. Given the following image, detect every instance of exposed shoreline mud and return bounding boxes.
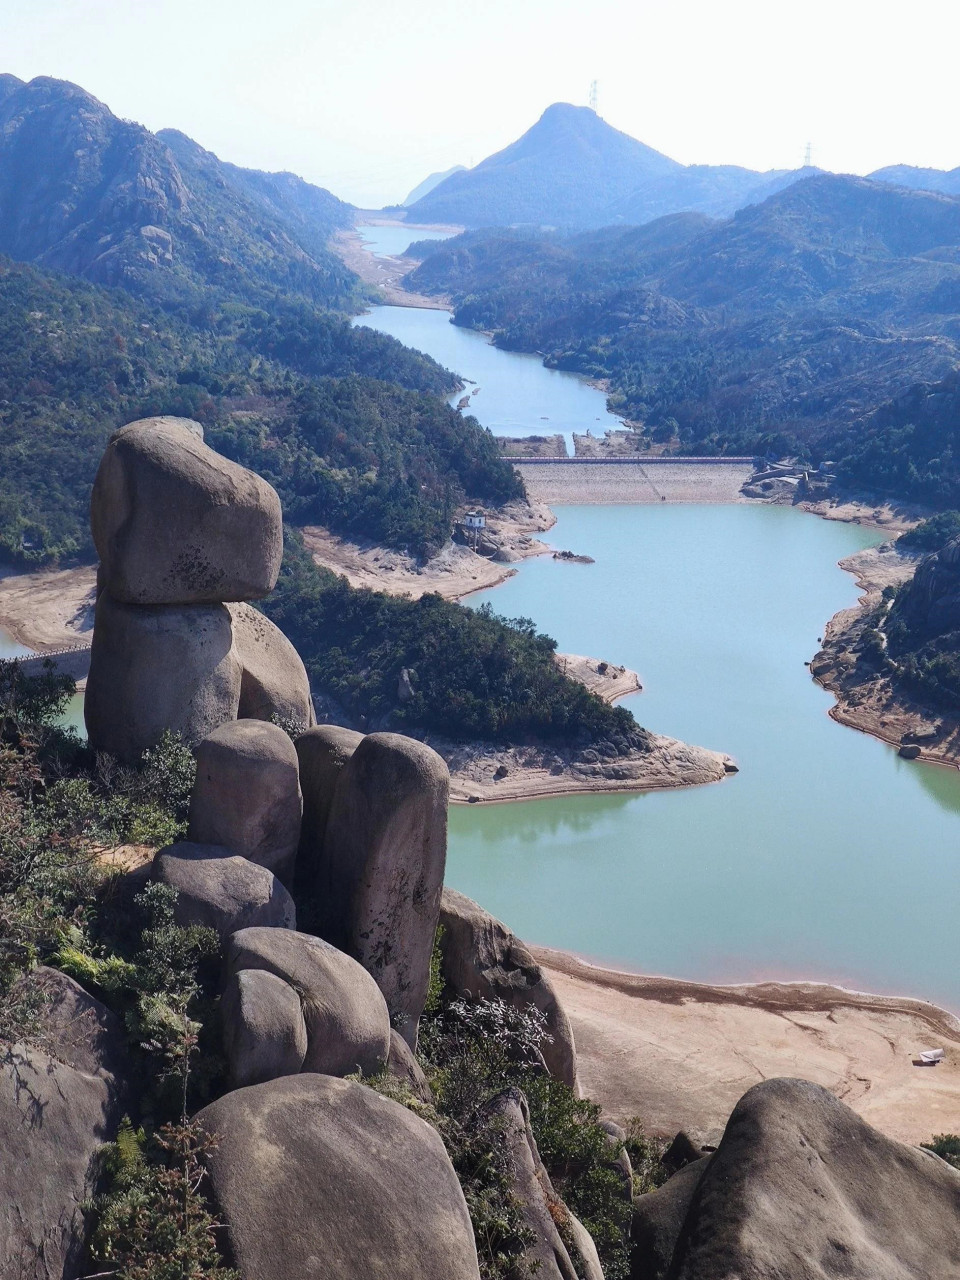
[535,947,960,1145]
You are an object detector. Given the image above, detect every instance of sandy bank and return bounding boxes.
[812,541,960,766]
[0,565,96,651]
[442,731,736,804]
[302,500,556,601]
[536,948,960,1146]
[333,227,453,310]
[517,460,755,505]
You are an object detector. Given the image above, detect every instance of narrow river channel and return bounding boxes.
[353,227,960,1010]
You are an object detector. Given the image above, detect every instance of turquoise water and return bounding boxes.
[444,505,960,1010]
[0,624,29,660]
[351,305,621,455]
[351,275,960,1010]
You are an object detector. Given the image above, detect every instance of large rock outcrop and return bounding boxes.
[0,968,129,1279]
[188,720,303,885]
[631,1077,960,1280]
[85,593,241,761]
[225,927,390,1078]
[91,417,282,606]
[221,967,308,1089]
[197,1074,482,1280]
[439,887,578,1090]
[229,602,315,728]
[153,842,296,937]
[889,533,960,639]
[322,732,449,1046]
[295,724,363,879]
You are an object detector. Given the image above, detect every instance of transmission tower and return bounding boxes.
[803,140,813,168]
[589,80,599,113]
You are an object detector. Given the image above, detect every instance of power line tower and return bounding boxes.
[803,140,813,168]
[589,80,599,113]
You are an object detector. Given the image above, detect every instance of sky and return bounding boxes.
[3,0,960,207]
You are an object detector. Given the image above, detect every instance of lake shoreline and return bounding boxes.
[811,542,960,769]
[442,730,737,805]
[535,946,960,1144]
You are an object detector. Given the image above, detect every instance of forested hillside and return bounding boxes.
[409,175,960,497]
[0,256,520,563]
[263,532,644,748]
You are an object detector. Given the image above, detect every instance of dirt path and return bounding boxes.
[537,948,960,1146]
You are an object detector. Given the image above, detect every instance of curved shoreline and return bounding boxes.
[534,946,960,1144]
[811,542,960,770]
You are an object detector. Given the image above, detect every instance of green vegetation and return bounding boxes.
[923,1134,960,1170]
[408,180,960,499]
[0,658,235,1276]
[90,1120,239,1280]
[262,531,646,748]
[0,255,520,563]
[411,988,653,1280]
[899,511,960,553]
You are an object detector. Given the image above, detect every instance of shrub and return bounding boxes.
[89,1119,239,1280]
[899,512,960,553]
[417,994,635,1280]
[922,1133,960,1170]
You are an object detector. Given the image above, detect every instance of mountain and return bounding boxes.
[0,75,357,310]
[405,102,813,229]
[870,164,960,197]
[408,174,960,486]
[403,164,466,206]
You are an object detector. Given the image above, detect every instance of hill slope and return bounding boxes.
[0,75,357,309]
[0,253,521,564]
[408,174,960,483]
[405,102,811,229]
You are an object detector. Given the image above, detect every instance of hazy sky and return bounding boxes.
[4,0,959,207]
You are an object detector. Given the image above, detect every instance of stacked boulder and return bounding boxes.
[85,416,314,763]
[54,416,587,1279]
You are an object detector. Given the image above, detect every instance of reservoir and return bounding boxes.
[3,234,956,1012]
[354,303,621,454]
[353,245,960,1011]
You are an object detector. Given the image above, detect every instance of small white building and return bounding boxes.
[463,510,486,531]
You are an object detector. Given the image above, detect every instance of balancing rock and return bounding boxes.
[295,724,363,878]
[221,967,308,1090]
[91,416,282,605]
[322,732,449,1047]
[188,720,302,885]
[228,602,315,728]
